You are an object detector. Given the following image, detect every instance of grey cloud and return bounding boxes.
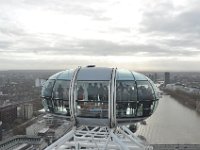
[140,1,200,35]
[138,0,200,56]
[91,15,111,21]
[1,32,199,57]
[110,27,131,33]
[161,38,200,49]
[0,27,25,36]
[23,0,107,20]
[0,41,13,49]
[145,58,200,72]
[0,0,200,71]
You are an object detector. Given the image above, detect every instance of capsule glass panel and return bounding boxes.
[75,81,109,118]
[136,80,155,117]
[41,79,55,97]
[42,98,50,112]
[49,72,63,79]
[148,78,159,100]
[151,100,159,113]
[57,69,74,80]
[52,80,70,115]
[77,67,112,81]
[116,81,137,118]
[131,71,147,80]
[116,69,135,80]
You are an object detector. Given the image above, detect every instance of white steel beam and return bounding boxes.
[44,129,74,150]
[45,125,148,150]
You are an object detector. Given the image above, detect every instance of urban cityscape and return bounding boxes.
[0,69,200,149]
[1,0,200,149]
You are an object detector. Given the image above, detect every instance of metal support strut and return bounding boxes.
[45,125,153,150]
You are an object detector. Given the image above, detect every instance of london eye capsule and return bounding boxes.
[41,66,159,127]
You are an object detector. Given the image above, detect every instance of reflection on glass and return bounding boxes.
[78,85,84,100]
[136,81,155,117]
[53,80,69,100]
[42,98,49,112]
[137,101,152,117]
[137,81,155,101]
[136,103,143,117]
[148,78,160,99]
[152,100,159,113]
[76,81,109,118]
[41,80,55,97]
[43,98,54,113]
[52,80,70,115]
[116,81,137,118]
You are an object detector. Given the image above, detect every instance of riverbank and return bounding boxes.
[162,88,200,112]
[136,94,200,144]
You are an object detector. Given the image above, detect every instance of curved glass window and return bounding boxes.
[116,81,137,118]
[75,81,109,118]
[131,71,147,80]
[42,98,49,111]
[147,78,159,100]
[41,79,55,97]
[52,80,70,115]
[42,98,54,112]
[137,81,155,101]
[57,69,74,80]
[49,72,63,79]
[77,68,112,81]
[116,69,135,80]
[53,80,70,100]
[152,100,159,113]
[136,81,155,117]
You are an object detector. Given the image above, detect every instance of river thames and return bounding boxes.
[136,93,200,144]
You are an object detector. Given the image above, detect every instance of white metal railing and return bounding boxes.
[45,125,152,150]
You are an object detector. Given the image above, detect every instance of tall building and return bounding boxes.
[154,73,157,82]
[164,72,170,86]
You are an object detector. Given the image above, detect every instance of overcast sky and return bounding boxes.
[0,0,200,71]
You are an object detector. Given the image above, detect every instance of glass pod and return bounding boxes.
[41,66,159,127]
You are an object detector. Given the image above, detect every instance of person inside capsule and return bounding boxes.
[137,81,155,117]
[77,81,109,118]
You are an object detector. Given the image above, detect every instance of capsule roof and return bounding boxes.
[49,67,149,81]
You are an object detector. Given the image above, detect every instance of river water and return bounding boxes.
[136,94,200,144]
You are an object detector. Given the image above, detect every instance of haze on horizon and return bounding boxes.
[0,0,200,71]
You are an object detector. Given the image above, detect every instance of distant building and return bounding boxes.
[0,135,47,150]
[0,121,2,141]
[26,120,46,136]
[148,74,154,82]
[0,104,17,129]
[35,78,46,87]
[147,73,158,83]
[154,73,157,82]
[18,104,33,120]
[23,104,33,120]
[164,72,170,86]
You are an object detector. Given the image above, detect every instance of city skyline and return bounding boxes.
[0,0,200,71]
